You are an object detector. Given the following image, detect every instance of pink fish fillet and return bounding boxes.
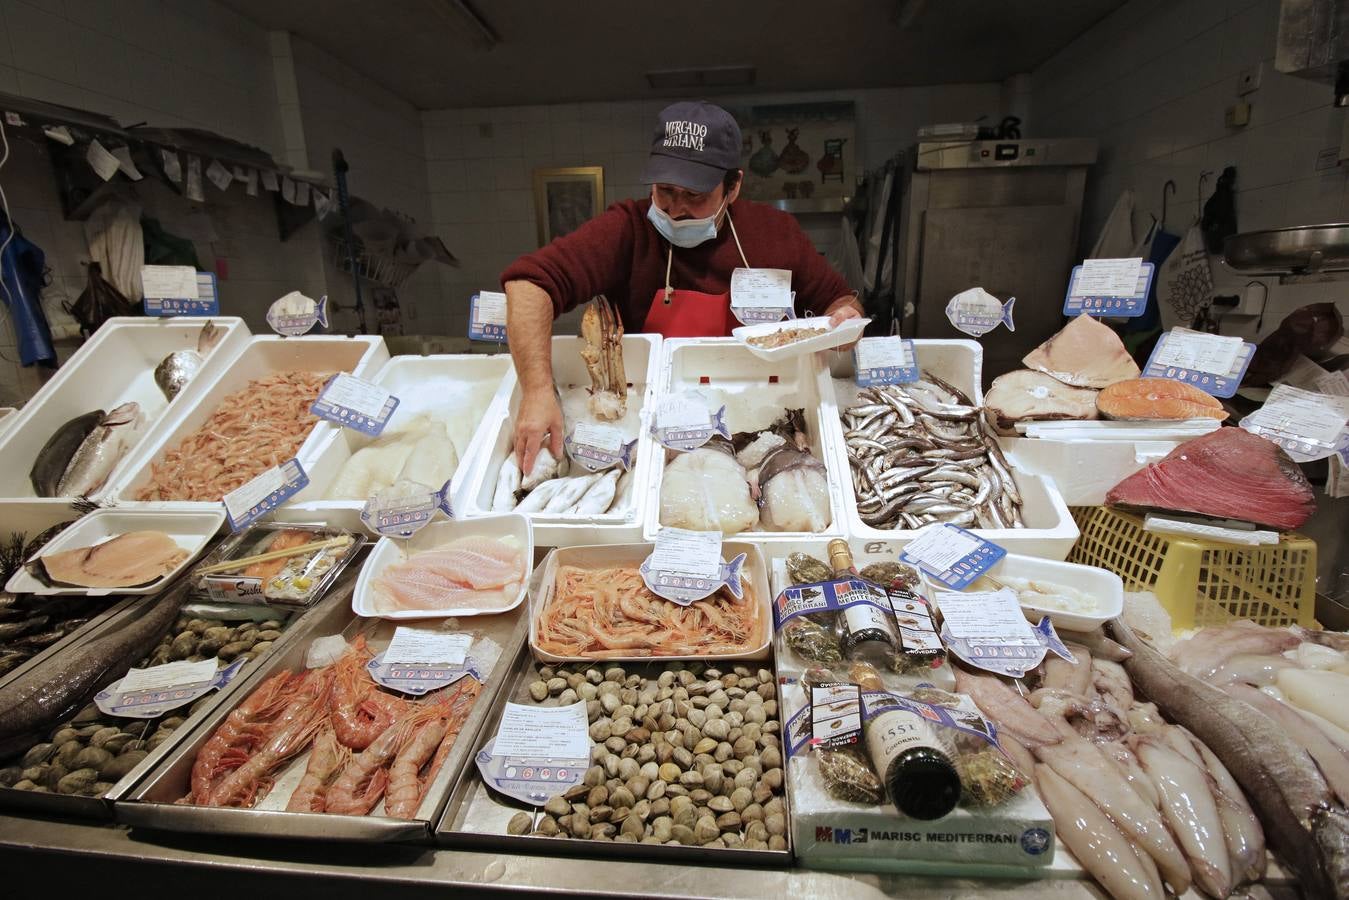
[374,565,520,612]
[407,537,522,590]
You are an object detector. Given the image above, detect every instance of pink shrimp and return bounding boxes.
[417,680,483,798]
[331,636,410,750]
[384,713,454,819]
[325,706,438,816]
[186,670,297,804]
[284,724,348,813]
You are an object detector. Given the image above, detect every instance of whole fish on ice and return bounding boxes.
[56,402,143,496]
[154,319,222,400]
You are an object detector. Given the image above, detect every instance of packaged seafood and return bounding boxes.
[290,354,514,529]
[732,315,869,360]
[0,587,317,819]
[644,338,844,548]
[437,655,792,864]
[353,515,531,619]
[0,317,249,503]
[459,331,660,546]
[529,543,771,662]
[192,523,364,609]
[107,335,388,507]
[5,509,224,597]
[118,596,526,842]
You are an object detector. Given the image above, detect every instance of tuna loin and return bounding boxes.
[1106,427,1315,530]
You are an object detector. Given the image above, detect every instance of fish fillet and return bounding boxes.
[1023,314,1140,389]
[407,537,522,589]
[245,529,311,580]
[1097,378,1228,421]
[983,369,1099,435]
[659,445,758,534]
[39,531,188,588]
[373,568,518,613]
[372,536,523,613]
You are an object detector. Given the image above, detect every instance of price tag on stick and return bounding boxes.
[475,701,591,805]
[311,373,400,436]
[1142,328,1255,398]
[222,459,309,531]
[899,523,1006,590]
[470,291,508,342]
[854,336,919,385]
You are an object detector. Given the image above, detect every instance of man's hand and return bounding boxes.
[514,387,564,477]
[825,294,865,348]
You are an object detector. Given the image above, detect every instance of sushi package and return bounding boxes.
[191,523,364,608]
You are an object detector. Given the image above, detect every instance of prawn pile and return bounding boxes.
[135,370,332,501]
[180,635,480,818]
[535,565,763,658]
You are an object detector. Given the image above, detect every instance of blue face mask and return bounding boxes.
[647,197,726,248]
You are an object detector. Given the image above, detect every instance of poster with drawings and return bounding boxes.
[734,102,856,204]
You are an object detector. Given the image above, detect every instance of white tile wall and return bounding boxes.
[1032,0,1349,340]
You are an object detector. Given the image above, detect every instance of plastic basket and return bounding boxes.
[1068,506,1317,630]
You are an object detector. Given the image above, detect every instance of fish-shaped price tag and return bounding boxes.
[360,479,454,537]
[1063,259,1153,317]
[266,291,329,336]
[730,267,796,324]
[367,629,482,695]
[223,458,309,532]
[476,701,591,805]
[143,269,220,316]
[96,658,245,718]
[469,291,508,342]
[1142,327,1254,398]
[565,421,637,472]
[650,394,730,451]
[641,527,745,606]
[1240,384,1349,463]
[900,523,1005,590]
[934,588,1075,678]
[311,372,400,436]
[945,287,1015,337]
[854,336,919,385]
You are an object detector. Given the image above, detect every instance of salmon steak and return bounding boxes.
[1097,378,1229,421]
[1022,314,1140,389]
[38,531,189,588]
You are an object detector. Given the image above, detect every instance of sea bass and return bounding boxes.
[154,319,221,401]
[29,410,103,496]
[56,401,143,496]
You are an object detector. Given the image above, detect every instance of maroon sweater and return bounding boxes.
[500,197,852,330]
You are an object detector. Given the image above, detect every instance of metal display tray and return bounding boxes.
[116,595,528,843]
[0,593,140,686]
[0,581,330,820]
[436,650,793,867]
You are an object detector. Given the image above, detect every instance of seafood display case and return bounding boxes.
[116,592,528,842]
[0,317,250,506]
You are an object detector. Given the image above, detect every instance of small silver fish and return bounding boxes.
[945,287,1015,337]
[57,401,143,497]
[154,320,222,401]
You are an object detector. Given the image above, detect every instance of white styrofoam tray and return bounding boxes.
[6,508,226,596]
[528,541,771,662]
[925,552,1124,632]
[0,317,250,503]
[353,514,531,619]
[459,334,661,547]
[288,354,515,530]
[820,341,1079,560]
[731,315,869,361]
[643,338,845,552]
[1000,437,1178,507]
[106,334,389,508]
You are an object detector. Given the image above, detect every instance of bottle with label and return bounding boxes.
[827,539,901,665]
[864,700,962,820]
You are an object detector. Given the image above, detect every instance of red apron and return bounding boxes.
[642,287,741,338]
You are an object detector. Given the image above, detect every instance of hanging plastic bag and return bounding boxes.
[64,261,134,338]
[1089,189,1136,260]
[1155,219,1212,330]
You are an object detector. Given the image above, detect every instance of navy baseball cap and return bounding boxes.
[640,101,742,193]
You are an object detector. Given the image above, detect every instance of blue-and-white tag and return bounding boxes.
[360,480,454,537]
[311,373,400,436]
[565,422,637,472]
[142,268,220,316]
[730,267,795,325]
[476,701,591,805]
[96,658,245,719]
[469,291,508,342]
[1240,384,1349,463]
[1063,258,1153,317]
[854,336,919,386]
[650,395,730,451]
[223,459,309,532]
[639,528,744,606]
[266,292,329,336]
[366,630,481,695]
[935,588,1074,677]
[1142,327,1254,398]
[900,523,1006,590]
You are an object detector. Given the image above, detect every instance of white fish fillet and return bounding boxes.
[395,421,458,489]
[659,447,758,534]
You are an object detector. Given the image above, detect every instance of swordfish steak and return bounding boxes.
[1106,427,1316,530]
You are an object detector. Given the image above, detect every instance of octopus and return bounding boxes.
[535,565,764,658]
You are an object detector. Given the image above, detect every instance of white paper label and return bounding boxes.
[110,145,143,181]
[205,159,233,191]
[855,335,914,372]
[185,155,204,202]
[384,628,471,667]
[1243,384,1349,449]
[492,700,591,760]
[295,181,311,206]
[731,267,793,308]
[656,394,711,431]
[935,589,1041,648]
[1077,257,1143,298]
[42,124,74,145]
[571,421,623,453]
[903,524,982,572]
[321,373,394,420]
[1151,328,1244,376]
[140,265,200,300]
[649,527,722,579]
[1316,371,1349,398]
[261,169,280,192]
[86,139,120,181]
[160,148,182,183]
[474,290,507,326]
[223,462,296,525]
[119,658,219,693]
[281,177,297,204]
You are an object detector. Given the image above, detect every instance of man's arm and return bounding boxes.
[506,279,564,475]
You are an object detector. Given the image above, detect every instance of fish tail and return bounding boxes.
[714,406,731,440]
[316,295,330,329]
[722,553,747,599]
[1002,297,1016,332]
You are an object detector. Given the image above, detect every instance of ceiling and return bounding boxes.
[222,0,1125,109]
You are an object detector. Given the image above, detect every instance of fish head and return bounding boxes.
[196,319,222,353]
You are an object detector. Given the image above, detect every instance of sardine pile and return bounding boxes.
[841,376,1024,529]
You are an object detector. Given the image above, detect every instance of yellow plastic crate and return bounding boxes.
[1068,506,1317,630]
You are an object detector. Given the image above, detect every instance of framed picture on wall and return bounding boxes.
[533,166,605,246]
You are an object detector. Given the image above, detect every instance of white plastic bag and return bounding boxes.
[1155,220,1212,329]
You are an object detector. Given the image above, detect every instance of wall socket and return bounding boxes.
[1237,64,1263,96]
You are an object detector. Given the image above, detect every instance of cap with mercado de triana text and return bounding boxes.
[639,101,743,193]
